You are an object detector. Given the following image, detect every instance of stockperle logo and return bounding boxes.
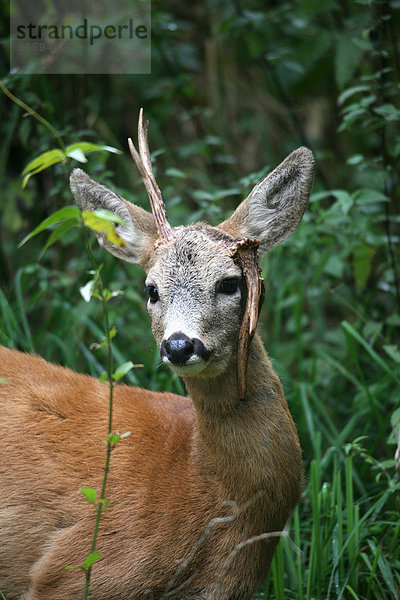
[10,0,151,74]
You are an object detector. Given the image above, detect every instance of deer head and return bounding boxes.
[70,111,315,399]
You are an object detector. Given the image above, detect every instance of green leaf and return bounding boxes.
[22,148,66,175]
[107,431,130,445]
[335,34,362,89]
[102,288,123,302]
[214,188,241,200]
[353,188,389,204]
[82,551,102,570]
[192,190,214,202]
[39,218,79,259]
[338,85,370,106]
[388,407,400,443]
[108,432,121,445]
[80,279,96,303]
[325,255,344,279]
[352,243,376,290]
[311,190,353,214]
[332,190,353,214]
[112,361,134,381]
[89,209,125,225]
[82,211,126,247]
[383,345,400,364]
[66,148,88,163]
[341,321,397,378]
[80,487,98,505]
[22,149,67,188]
[387,314,400,327]
[18,206,81,248]
[65,552,102,571]
[363,321,382,344]
[346,154,364,166]
[373,104,400,121]
[65,142,121,155]
[165,167,186,178]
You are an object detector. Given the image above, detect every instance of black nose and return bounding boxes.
[161,333,195,366]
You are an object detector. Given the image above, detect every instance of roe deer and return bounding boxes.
[0,110,315,600]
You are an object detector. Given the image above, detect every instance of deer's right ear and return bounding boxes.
[219,147,315,257]
[70,169,157,267]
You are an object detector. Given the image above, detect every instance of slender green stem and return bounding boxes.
[293,507,303,600]
[308,459,321,599]
[336,470,344,583]
[345,455,355,589]
[0,79,67,153]
[82,233,115,600]
[366,542,380,600]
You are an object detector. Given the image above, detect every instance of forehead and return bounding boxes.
[148,225,242,280]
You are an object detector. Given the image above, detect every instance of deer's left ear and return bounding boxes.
[219,147,315,257]
[70,168,158,268]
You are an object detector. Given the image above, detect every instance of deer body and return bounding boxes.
[0,334,299,600]
[0,114,314,599]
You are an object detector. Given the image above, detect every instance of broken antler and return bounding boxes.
[227,238,265,401]
[128,108,175,244]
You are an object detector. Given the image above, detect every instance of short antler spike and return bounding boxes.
[128,109,175,243]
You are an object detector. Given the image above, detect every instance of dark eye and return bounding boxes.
[145,285,159,303]
[218,278,239,295]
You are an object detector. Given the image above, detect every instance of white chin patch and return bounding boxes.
[162,356,207,377]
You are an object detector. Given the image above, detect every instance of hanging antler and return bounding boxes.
[227,238,265,401]
[128,108,175,243]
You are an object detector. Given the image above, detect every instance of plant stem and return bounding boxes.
[82,233,115,600]
[0,79,67,153]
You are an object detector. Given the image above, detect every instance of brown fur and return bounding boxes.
[0,339,301,600]
[0,146,314,599]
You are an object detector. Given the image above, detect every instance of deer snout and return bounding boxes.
[161,332,211,366]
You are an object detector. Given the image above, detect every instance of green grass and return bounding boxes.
[263,451,399,599]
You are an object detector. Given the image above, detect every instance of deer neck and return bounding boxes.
[183,334,300,505]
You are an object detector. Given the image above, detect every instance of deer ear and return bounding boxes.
[219,147,315,257]
[70,169,157,267]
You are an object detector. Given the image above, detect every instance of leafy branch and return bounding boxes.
[77,230,131,598]
[0,79,66,152]
[0,79,121,187]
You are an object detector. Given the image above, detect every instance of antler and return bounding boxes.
[128,108,175,243]
[227,238,265,401]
